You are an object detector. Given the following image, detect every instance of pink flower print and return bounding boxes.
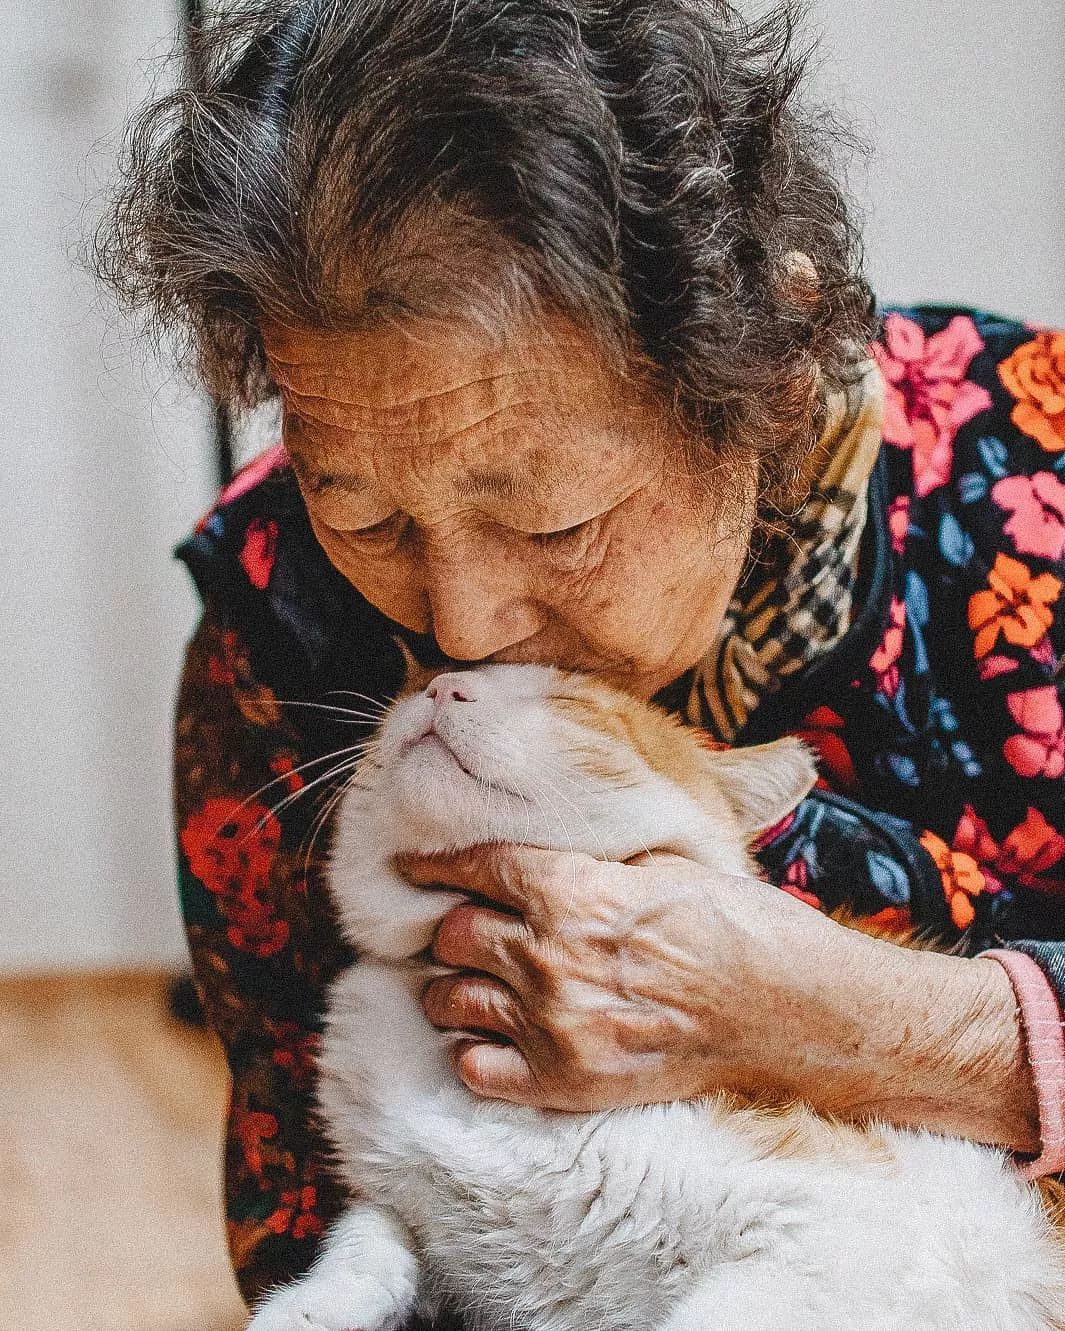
[871,313,993,497]
[992,471,1065,562]
[976,654,1020,682]
[869,596,906,699]
[780,856,823,910]
[239,517,279,590]
[218,442,289,505]
[887,496,911,554]
[1004,685,1065,778]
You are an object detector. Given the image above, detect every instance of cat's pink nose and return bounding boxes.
[425,672,478,709]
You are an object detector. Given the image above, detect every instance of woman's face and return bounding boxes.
[261,315,755,701]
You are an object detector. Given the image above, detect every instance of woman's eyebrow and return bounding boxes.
[287,447,370,493]
[453,468,541,501]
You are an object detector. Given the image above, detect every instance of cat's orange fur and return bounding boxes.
[397,648,1064,1239]
[548,670,1065,1229]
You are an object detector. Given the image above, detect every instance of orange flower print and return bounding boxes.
[919,830,989,930]
[997,332,1065,453]
[862,905,914,936]
[967,553,1061,660]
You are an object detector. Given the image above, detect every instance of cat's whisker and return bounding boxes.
[240,748,373,843]
[299,773,358,884]
[221,742,378,843]
[275,699,390,725]
[323,688,396,712]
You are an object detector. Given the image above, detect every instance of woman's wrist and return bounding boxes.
[781,928,1040,1154]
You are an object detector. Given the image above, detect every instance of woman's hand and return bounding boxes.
[395,843,1040,1153]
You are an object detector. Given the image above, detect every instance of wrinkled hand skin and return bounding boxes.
[398,844,1039,1152]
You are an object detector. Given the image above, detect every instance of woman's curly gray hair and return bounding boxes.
[94,0,876,511]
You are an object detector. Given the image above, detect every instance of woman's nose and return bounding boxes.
[425,563,541,662]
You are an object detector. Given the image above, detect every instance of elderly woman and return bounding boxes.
[98,0,1064,1313]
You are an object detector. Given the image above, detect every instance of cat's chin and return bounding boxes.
[381,743,528,845]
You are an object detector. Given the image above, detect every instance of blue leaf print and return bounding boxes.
[977,435,1009,479]
[904,571,930,675]
[957,471,988,504]
[866,852,910,905]
[885,752,920,787]
[939,513,975,567]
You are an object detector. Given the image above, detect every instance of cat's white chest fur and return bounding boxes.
[248,664,1065,1331]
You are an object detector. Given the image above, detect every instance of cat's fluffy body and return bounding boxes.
[249,664,1065,1331]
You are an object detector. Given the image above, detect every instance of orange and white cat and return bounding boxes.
[248,663,1065,1331]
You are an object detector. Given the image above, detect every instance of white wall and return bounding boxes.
[0,1,1061,973]
[0,2,214,971]
[806,0,1065,326]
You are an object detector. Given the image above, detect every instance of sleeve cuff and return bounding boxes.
[979,948,1065,1180]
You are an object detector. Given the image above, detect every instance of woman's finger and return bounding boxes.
[422,974,522,1039]
[431,902,529,985]
[393,843,580,919]
[450,1038,538,1104]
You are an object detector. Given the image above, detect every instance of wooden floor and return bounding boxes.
[0,971,247,1331]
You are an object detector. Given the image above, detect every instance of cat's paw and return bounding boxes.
[245,1271,401,1331]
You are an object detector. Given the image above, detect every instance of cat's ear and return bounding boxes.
[392,636,440,699]
[707,737,818,836]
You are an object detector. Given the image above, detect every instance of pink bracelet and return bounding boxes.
[980,949,1065,1180]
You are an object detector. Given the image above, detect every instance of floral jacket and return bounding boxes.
[173,306,1065,1311]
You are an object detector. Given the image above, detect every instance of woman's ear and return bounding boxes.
[706,737,819,836]
[781,250,820,308]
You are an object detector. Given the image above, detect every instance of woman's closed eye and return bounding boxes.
[324,509,604,559]
[529,516,601,564]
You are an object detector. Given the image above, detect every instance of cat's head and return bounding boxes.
[350,656,816,873]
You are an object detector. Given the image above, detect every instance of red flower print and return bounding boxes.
[180,797,290,958]
[871,313,992,497]
[967,553,1061,660]
[266,1184,324,1240]
[266,1020,320,1090]
[869,597,906,699]
[952,804,1002,882]
[270,754,305,796]
[793,706,857,793]
[949,803,1065,893]
[887,496,911,554]
[992,472,1065,562]
[239,517,279,591]
[1005,686,1065,779]
[919,830,990,930]
[180,797,281,898]
[999,808,1065,891]
[233,1108,279,1177]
